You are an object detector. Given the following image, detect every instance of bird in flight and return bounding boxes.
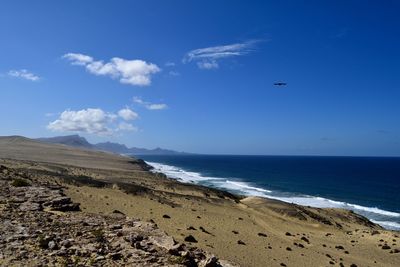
[274,82,287,86]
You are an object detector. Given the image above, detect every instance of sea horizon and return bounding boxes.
[136,154,400,231]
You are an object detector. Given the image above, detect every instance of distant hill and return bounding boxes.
[36,135,94,149]
[36,135,188,155]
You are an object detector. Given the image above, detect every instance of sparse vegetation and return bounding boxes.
[168,255,186,264]
[11,178,30,187]
[92,229,106,243]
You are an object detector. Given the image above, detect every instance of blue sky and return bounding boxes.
[1,1,399,156]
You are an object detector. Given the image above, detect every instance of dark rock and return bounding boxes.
[199,226,212,235]
[184,235,198,243]
[301,236,310,243]
[237,240,246,245]
[109,252,123,260]
[162,214,171,219]
[112,209,125,215]
[258,233,267,237]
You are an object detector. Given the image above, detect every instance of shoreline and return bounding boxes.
[143,159,400,232]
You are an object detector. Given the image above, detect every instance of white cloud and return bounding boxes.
[147,103,168,110]
[118,107,138,121]
[47,108,137,136]
[133,97,168,110]
[63,53,93,65]
[197,60,219,69]
[63,53,161,86]
[7,69,40,81]
[117,122,137,132]
[183,40,258,69]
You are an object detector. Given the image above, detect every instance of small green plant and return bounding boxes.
[92,229,106,243]
[11,178,31,187]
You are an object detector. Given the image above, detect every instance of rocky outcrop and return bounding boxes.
[0,166,234,267]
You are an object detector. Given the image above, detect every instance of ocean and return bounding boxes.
[136,155,400,231]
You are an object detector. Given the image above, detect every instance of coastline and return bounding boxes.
[1,137,400,266]
[143,159,400,232]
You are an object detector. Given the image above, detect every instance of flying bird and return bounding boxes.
[274,82,287,86]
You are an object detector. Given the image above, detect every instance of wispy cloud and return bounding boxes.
[7,69,40,81]
[47,107,138,136]
[168,70,180,76]
[183,40,258,69]
[197,60,219,69]
[117,122,138,132]
[63,53,161,86]
[133,96,168,110]
[165,62,176,67]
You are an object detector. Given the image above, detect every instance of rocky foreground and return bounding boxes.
[0,165,234,267]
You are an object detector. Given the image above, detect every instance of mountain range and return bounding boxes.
[36,135,188,155]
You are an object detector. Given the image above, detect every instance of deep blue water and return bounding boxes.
[136,155,400,230]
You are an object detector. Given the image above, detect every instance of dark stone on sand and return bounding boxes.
[381,244,391,250]
[110,252,123,260]
[286,247,292,251]
[184,235,198,243]
[258,233,267,237]
[112,210,125,215]
[187,226,196,230]
[162,214,171,219]
[335,245,344,250]
[301,236,309,243]
[237,240,246,245]
[199,226,212,235]
[232,230,239,234]
[285,232,292,236]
